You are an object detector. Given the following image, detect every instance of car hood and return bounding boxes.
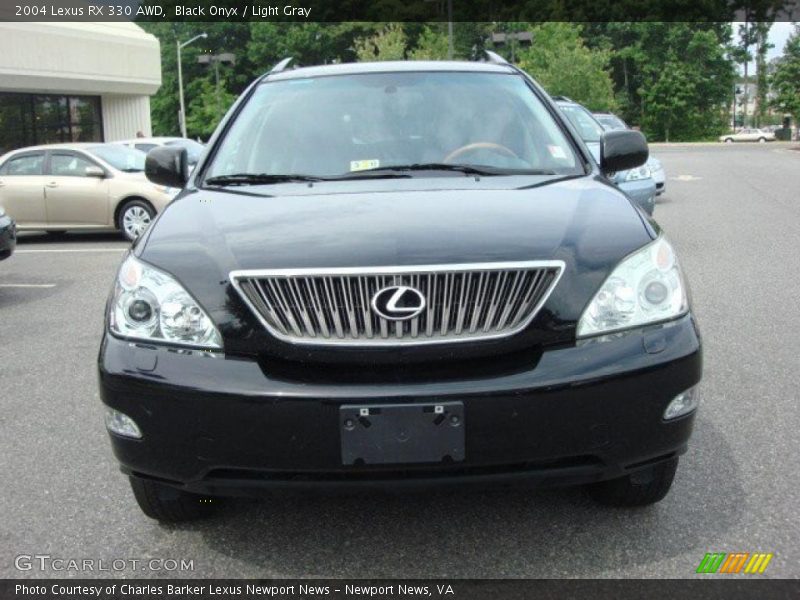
[137,177,652,359]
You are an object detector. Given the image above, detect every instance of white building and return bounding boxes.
[0,22,161,154]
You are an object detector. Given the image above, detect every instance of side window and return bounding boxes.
[135,144,157,153]
[50,153,96,177]
[2,153,45,176]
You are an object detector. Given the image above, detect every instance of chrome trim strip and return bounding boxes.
[229,260,566,347]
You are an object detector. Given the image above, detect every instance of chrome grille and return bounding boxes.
[230,262,564,346]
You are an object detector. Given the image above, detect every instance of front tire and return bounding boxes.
[589,458,678,507]
[724,138,734,143]
[758,137,766,143]
[129,477,217,522]
[118,200,154,242]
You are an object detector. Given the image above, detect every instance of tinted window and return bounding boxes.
[50,153,97,177]
[207,72,580,179]
[2,153,45,175]
[0,93,102,153]
[86,145,145,172]
[134,143,158,153]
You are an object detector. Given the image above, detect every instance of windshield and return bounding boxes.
[594,114,628,131]
[88,145,146,172]
[205,71,581,181]
[558,104,605,144]
[165,139,204,163]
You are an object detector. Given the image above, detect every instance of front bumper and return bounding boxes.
[98,315,702,495]
[617,179,656,215]
[0,215,16,260]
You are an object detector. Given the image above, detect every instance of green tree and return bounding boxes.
[247,22,371,68]
[640,59,696,142]
[516,23,617,112]
[185,76,237,139]
[451,22,492,60]
[584,23,735,140]
[408,25,449,60]
[770,25,800,130]
[354,24,407,61]
[140,22,252,139]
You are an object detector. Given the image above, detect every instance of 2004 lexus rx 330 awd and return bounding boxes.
[98,57,702,522]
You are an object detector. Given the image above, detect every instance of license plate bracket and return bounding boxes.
[340,401,465,466]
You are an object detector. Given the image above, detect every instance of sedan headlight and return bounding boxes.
[109,255,222,348]
[577,236,688,337]
[622,165,652,181]
[152,184,180,198]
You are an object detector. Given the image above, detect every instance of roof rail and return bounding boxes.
[551,95,574,103]
[484,50,510,65]
[269,57,295,74]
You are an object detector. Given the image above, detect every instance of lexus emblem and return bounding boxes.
[371,285,426,321]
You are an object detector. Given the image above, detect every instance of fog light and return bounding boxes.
[105,408,142,439]
[663,387,699,420]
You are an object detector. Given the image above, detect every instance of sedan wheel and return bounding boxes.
[724,138,734,143]
[120,202,154,241]
[758,137,766,143]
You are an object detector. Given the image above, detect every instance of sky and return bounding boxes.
[735,21,797,72]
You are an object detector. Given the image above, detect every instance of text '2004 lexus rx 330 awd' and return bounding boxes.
[98,56,702,522]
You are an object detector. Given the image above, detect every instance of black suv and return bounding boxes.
[99,57,701,521]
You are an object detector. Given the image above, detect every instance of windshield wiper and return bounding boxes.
[204,173,323,186]
[334,163,557,178]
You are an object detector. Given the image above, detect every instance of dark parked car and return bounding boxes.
[98,57,702,522]
[0,206,16,260]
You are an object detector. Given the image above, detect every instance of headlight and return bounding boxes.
[577,236,688,337]
[152,184,180,198]
[108,255,222,349]
[622,165,652,181]
[0,206,5,217]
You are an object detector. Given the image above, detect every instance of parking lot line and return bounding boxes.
[15,248,127,254]
[0,283,57,288]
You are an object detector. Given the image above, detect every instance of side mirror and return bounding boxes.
[600,130,648,175]
[145,146,188,188]
[85,166,105,178]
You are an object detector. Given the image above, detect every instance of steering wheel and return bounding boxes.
[443,142,519,164]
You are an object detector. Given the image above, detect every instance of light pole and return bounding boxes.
[446,0,453,60]
[197,53,236,122]
[177,32,207,138]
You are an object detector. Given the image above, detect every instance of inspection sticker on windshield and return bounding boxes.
[548,145,568,159]
[350,159,380,172]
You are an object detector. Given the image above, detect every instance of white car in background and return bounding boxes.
[719,128,776,143]
[0,144,178,241]
[114,137,205,169]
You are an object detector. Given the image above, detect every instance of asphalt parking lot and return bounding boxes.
[1,143,798,579]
